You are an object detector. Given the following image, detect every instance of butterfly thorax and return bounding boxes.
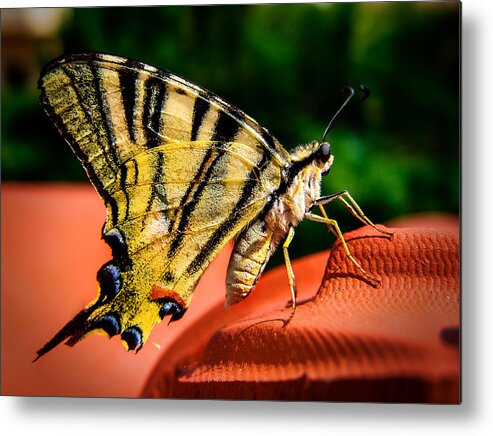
[268,140,334,232]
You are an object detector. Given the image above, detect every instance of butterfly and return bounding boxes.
[34,52,389,360]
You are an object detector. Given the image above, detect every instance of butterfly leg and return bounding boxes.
[282,226,298,326]
[305,211,380,286]
[313,190,393,238]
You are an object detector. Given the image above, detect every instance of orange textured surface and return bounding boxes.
[143,223,459,402]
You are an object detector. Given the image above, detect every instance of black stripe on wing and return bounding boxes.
[119,58,138,143]
[167,110,241,257]
[142,76,168,148]
[191,97,210,142]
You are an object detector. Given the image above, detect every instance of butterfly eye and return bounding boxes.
[97,263,122,300]
[93,314,120,337]
[318,142,331,163]
[159,299,185,322]
[121,326,143,351]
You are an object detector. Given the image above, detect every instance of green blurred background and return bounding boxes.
[1,2,460,264]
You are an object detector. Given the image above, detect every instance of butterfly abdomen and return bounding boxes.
[226,219,275,306]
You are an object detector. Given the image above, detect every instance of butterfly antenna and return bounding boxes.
[321,85,370,142]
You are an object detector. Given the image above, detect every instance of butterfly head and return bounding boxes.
[290,140,334,177]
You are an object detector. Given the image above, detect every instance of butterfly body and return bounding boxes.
[35,52,355,360]
[226,144,332,305]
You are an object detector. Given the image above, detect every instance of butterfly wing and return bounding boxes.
[36,52,289,357]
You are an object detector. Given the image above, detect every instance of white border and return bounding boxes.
[2,0,492,435]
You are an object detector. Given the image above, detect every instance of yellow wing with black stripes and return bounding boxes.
[35,52,290,358]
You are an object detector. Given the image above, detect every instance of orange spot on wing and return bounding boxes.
[149,284,187,307]
[149,284,174,300]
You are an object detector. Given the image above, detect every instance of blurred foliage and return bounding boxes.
[1,3,460,263]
